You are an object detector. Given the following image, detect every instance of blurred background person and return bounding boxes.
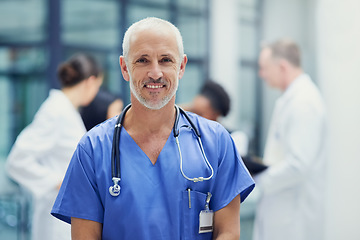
[186,80,231,123]
[5,53,103,240]
[80,88,124,131]
[184,80,268,179]
[184,80,263,166]
[253,39,327,240]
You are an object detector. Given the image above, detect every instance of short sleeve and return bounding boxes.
[210,125,255,211]
[51,143,104,224]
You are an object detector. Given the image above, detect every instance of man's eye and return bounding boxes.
[161,58,173,63]
[136,58,148,63]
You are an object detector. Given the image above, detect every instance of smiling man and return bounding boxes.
[123,25,182,111]
[51,17,254,240]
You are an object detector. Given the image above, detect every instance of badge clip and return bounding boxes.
[199,192,213,233]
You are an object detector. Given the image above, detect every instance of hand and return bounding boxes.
[57,181,62,191]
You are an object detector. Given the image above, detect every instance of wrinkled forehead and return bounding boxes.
[132,25,173,42]
[130,28,179,55]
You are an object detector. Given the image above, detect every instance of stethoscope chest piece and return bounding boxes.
[109,177,121,196]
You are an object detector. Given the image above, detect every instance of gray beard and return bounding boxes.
[129,75,178,110]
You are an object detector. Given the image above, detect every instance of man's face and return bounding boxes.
[258,48,282,88]
[123,27,187,110]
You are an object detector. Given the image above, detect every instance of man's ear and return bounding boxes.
[119,56,130,81]
[279,59,290,73]
[178,54,188,80]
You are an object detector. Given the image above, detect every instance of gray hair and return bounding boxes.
[263,39,301,67]
[122,17,184,64]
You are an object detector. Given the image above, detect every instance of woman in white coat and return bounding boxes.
[254,39,327,240]
[6,53,103,240]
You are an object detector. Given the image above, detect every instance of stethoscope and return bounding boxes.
[109,104,214,197]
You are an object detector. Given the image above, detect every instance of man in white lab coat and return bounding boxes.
[253,39,327,240]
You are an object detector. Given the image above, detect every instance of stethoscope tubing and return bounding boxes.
[109,104,213,197]
[111,104,131,178]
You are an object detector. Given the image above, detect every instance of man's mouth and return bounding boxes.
[145,84,165,89]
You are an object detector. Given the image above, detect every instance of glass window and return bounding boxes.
[0,78,11,156]
[106,53,126,98]
[239,24,258,60]
[238,0,261,155]
[239,67,256,122]
[0,47,47,147]
[0,47,47,72]
[239,0,258,8]
[177,15,207,58]
[0,48,12,70]
[176,64,203,104]
[11,76,47,138]
[62,0,120,48]
[239,0,258,20]
[127,5,170,25]
[0,1,46,43]
[132,0,170,4]
[176,0,207,10]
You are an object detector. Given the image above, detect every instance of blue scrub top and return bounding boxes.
[52,111,254,240]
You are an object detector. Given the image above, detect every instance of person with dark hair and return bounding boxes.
[80,88,124,131]
[6,53,103,240]
[187,81,265,176]
[190,80,230,122]
[253,38,327,240]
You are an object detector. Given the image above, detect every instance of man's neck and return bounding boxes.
[122,98,177,165]
[283,68,303,91]
[123,99,176,135]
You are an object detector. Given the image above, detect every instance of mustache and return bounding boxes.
[143,78,167,85]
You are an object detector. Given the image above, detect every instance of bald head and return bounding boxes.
[263,39,301,67]
[122,17,184,64]
[258,39,303,90]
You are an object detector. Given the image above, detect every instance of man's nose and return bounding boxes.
[148,62,164,80]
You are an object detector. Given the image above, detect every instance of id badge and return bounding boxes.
[199,209,214,233]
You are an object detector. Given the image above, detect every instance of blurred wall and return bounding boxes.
[316,0,360,239]
[209,0,241,129]
[210,0,261,145]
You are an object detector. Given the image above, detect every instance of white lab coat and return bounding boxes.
[6,89,86,240]
[253,74,327,240]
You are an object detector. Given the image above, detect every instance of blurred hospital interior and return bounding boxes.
[0,0,359,239]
